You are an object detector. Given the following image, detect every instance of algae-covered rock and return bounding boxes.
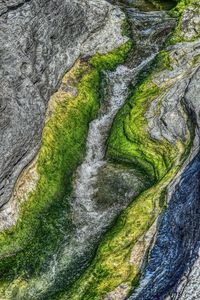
[0,0,200,299]
[0,0,126,209]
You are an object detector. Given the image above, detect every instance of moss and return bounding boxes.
[0,63,99,279]
[173,0,197,14]
[58,16,193,298]
[169,0,200,44]
[0,42,131,298]
[107,74,184,181]
[121,17,132,37]
[90,41,132,71]
[61,167,185,300]
[155,50,174,71]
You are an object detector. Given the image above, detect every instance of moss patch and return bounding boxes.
[169,0,200,44]
[58,6,195,296]
[59,64,190,300]
[0,42,132,298]
[62,166,182,300]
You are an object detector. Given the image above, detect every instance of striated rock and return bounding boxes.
[0,0,126,209]
[126,8,176,67]
[146,40,200,144]
[1,0,200,299]
[129,15,200,300]
[180,2,200,41]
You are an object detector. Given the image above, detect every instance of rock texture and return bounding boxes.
[126,8,176,66]
[0,0,126,209]
[1,0,200,300]
[128,5,200,300]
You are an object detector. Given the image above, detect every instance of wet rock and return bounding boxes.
[128,18,200,300]
[126,9,176,67]
[0,0,126,209]
[94,163,150,210]
[130,152,200,300]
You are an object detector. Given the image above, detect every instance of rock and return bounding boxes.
[0,0,127,209]
[128,6,200,300]
[126,9,176,67]
[130,151,200,300]
[180,2,200,41]
[94,163,150,210]
[105,283,130,300]
[1,0,200,299]
[146,40,200,144]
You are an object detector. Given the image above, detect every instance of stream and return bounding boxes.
[71,58,154,243]
[19,3,177,299]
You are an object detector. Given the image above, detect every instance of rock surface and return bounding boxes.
[0,0,126,209]
[128,5,200,300]
[1,0,200,300]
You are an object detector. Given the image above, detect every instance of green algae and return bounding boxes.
[169,0,200,44]
[60,65,190,300]
[90,42,132,71]
[62,166,183,300]
[0,63,100,282]
[106,56,186,181]
[0,41,132,299]
[57,2,196,298]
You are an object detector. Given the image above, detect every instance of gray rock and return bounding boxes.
[128,36,200,300]
[146,40,200,144]
[127,3,200,299]
[126,9,176,67]
[0,0,126,208]
[180,2,200,41]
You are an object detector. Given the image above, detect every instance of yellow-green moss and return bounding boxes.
[58,11,194,297]
[107,76,184,181]
[169,0,200,44]
[173,0,197,14]
[0,62,100,281]
[62,166,181,300]
[59,73,190,300]
[0,41,132,297]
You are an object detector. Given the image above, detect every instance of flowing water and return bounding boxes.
[71,58,154,241]
[71,7,176,240]
[21,59,154,300]
[17,6,177,299]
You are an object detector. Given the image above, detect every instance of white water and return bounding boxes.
[72,66,132,220]
[17,54,158,299]
[71,55,156,241]
[9,5,173,298]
